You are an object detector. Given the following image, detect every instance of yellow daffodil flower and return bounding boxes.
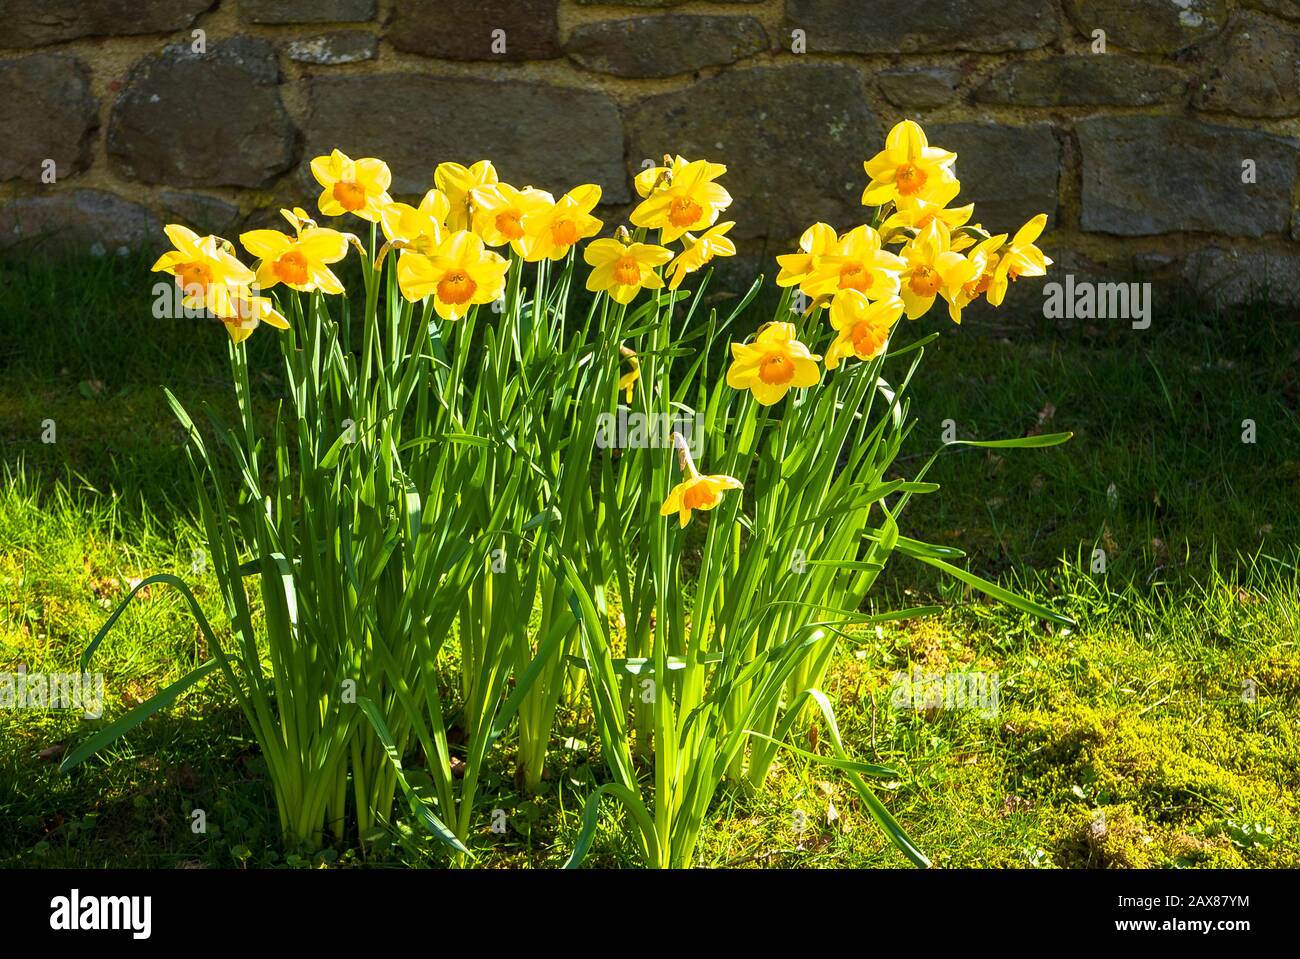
[951,233,1008,313]
[240,226,351,295]
[825,291,905,369]
[666,221,736,290]
[899,220,978,322]
[281,207,317,233]
[775,222,838,290]
[310,149,392,222]
[380,189,451,256]
[634,154,689,198]
[659,434,742,528]
[435,160,499,233]
[949,226,980,254]
[987,214,1052,307]
[471,183,555,256]
[726,321,821,405]
[619,344,640,402]
[152,224,255,317]
[801,225,905,301]
[583,237,672,304]
[880,178,973,238]
[862,120,957,208]
[395,229,509,320]
[631,158,731,243]
[218,293,290,344]
[521,184,603,262]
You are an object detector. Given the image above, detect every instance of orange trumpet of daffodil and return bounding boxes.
[825,291,905,369]
[240,223,351,295]
[311,149,393,222]
[396,229,509,320]
[583,236,672,304]
[726,321,821,406]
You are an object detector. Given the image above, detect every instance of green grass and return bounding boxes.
[1,254,1297,868]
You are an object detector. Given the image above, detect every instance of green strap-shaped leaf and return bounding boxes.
[356,696,470,856]
[945,431,1072,449]
[402,479,422,546]
[563,782,656,870]
[744,732,900,779]
[788,688,931,868]
[59,659,219,773]
[318,429,354,469]
[78,573,225,672]
[914,554,1075,626]
[488,608,576,747]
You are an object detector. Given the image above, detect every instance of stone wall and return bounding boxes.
[1,0,1298,306]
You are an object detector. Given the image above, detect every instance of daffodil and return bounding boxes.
[862,120,957,208]
[801,225,905,302]
[240,226,351,295]
[898,220,977,323]
[521,184,603,262]
[634,154,689,199]
[281,207,317,233]
[380,189,450,255]
[311,149,392,222]
[471,183,555,256]
[583,237,672,304]
[395,230,509,320]
[666,221,736,290]
[987,214,1052,307]
[825,292,904,369]
[951,233,1007,313]
[775,222,838,290]
[726,321,821,406]
[631,158,731,243]
[659,434,742,528]
[948,224,982,254]
[151,224,255,317]
[218,293,290,344]
[619,344,640,402]
[880,178,973,238]
[435,160,499,233]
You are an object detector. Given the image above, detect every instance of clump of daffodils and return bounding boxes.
[151,121,1050,523]
[771,120,1051,339]
[132,121,1065,864]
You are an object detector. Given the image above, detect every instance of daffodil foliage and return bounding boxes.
[69,123,1070,867]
